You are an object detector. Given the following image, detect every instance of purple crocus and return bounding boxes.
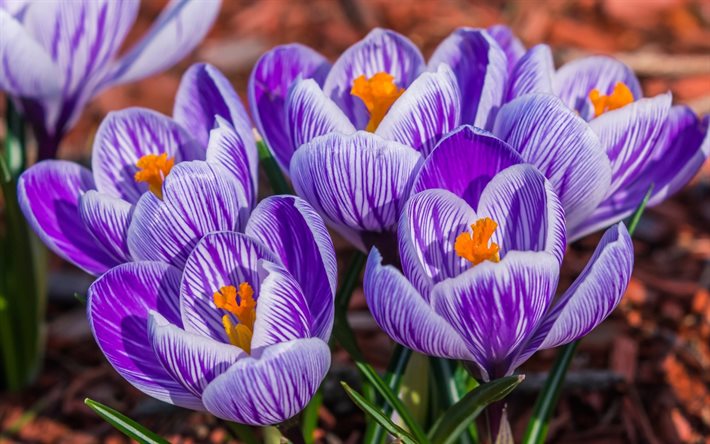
[87,189,337,425]
[0,0,221,160]
[18,63,256,275]
[364,129,634,380]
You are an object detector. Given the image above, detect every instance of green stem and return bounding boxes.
[257,140,292,195]
[224,422,260,444]
[430,359,477,444]
[4,99,26,179]
[301,389,322,444]
[331,251,367,361]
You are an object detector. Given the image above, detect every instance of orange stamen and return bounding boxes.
[134,153,174,199]
[213,283,257,353]
[351,72,405,132]
[454,217,501,266]
[589,82,634,117]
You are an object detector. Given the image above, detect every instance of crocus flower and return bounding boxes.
[87,190,337,424]
[18,63,256,275]
[364,129,634,380]
[0,0,221,160]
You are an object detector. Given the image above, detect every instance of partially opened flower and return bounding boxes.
[87,194,336,424]
[365,153,634,380]
[0,0,221,159]
[18,63,256,275]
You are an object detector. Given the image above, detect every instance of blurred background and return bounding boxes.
[1,0,709,442]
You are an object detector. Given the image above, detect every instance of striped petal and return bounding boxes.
[127,162,250,268]
[91,108,202,203]
[365,248,472,360]
[492,94,611,230]
[412,125,523,209]
[87,262,203,410]
[245,196,337,341]
[248,44,331,170]
[375,64,461,156]
[78,190,132,263]
[428,28,508,128]
[432,251,559,379]
[323,28,425,130]
[17,160,117,275]
[506,44,554,100]
[202,338,330,425]
[486,25,525,73]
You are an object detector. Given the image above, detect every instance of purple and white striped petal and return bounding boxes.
[245,196,337,341]
[91,108,202,203]
[486,25,525,74]
[506,44,554,100]
[17,160,118,275]
[375,64,461,156]
[285,78,355,158]
[323,28,425,130]
[180,231,277,342]
[365,248,473,361]
[412,125,523,209]
[87,262,203,410]
[174,62,254,149]
[398,189,477,299]
[248,43,331,170]
[432,251,559,379]
[78,190,132,263]
[492,94,611,229]
[205,116,258,207]
[127,162,250,268]
[251,261,312,350]
[290,132,423,251]
[148,311,244,398]
[427,28,508,128]
[202,338,330,425]
[477,164,566,264]
[0,9,59,97]
[554,56,643,121]
[106,0,221,86]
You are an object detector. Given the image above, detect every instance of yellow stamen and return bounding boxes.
[588,82,634,117]
[350,72,405,132]
[134,153,175,199]
[213,283,256,354]
[454,217,501,266]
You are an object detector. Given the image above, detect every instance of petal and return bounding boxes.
[205,116,258,207]
[180,231,278,342]
[174,62,254,149]
[477,164,567,264]
[285,78,355,156]
[427,28,508,128]
[78,190,132,263]
[0,9,59,97]
[290,131,423,252]
[398,189,477,299]
[202,338,330,425]
[554,56,643,121]
[365,248,472,360]
[17,160,117,275]
[245,195,337,341]
[375,64,461,156]
[148,311,244,398]
[432,251,559,379]
[248,43,331,170]
[251,261,312,350]
[486,25,525,73]
[492,94,612,229]
[506,44,554,100]
[107,0,220,85]
[127,161,251,268]
[91,108,202,203]
[412,125,523,209]
[87,262,203,409]
[323,28,425,130]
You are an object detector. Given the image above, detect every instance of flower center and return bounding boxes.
[588,82,634,117]
[134,153,175,199]
[350,72,405,132]
[454,217,501,266]
[213,282,257,354]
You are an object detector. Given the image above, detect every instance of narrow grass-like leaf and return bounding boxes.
[84,398,169,444]
[257,139,292,195]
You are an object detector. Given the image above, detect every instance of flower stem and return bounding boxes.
[331,251,367,362]
[257,139,293,195]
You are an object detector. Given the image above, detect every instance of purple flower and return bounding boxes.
[364,132,634,380]
[18,63,256,275]
[0,0,221,160]
[87,192,337,425]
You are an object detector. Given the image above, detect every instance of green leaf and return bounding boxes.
[74,292,87,305]
[84,398,169,444]
[301,389,322,444]
[340,382,418,444]
[257,139,293,195]
[626,184,654,235]
[428,375,524,444]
